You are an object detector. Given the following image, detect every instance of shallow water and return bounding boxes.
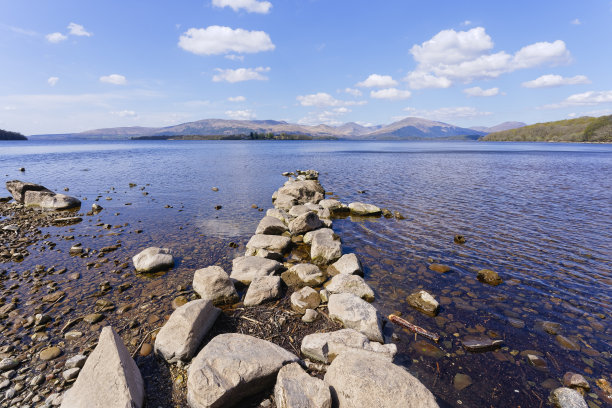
[1,140,611,407]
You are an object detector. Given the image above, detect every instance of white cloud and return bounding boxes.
[0,24,37,36]
[405,27,572,88]
[542,90,612,109]
[212,67,270,83]
[68,22,92,37]
[178,26,275,55]
[344,88,362,97]
[522,74,590,88]
[461,20,472,26]
[356,74,398,88]
[100,74,127,85]
[112,110,138,118]
[47,77,59,87]
[225,54,245,61]
[298,107,351,126]
[571,19,581,25]
[228,96,246,102]
[46,32,67,43]
[403,106,492,120]
[212,0,272,14]
[568,108,612,118]
[463,86,500,97]
[225,109,256,120]
[296,92,366,107]
[370,88,412,100]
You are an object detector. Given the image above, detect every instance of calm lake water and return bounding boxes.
[1,140,611,407]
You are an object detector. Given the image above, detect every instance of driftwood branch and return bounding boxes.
[388,314,440,342]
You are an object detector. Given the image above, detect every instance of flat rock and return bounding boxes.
[327,253,362,276]
[243,276,282,306]
[290,287,321,314]
[288,205,311,217]
[308,228,342,265]
[193,266,239,305]
[245,234,291,259]
[348,202,381,216]
[288,211,323,235]
[556,335,580,351]
[324,351,438,408]
[42,291,65,303]
[325,274,375,301]
[406,290,439,316]
[549,387,588,408]
[429,264,451,273]
[187,333,299,408]
[273,192,298,210]
[132,247,174,273]
[328,293,383,343]
[230,256,283,285]
[453,373,473,391]
[301,329,396,363]
[256,216,289,235]
[462,336,503,352]
[477,269,503,286]
[281,263,326,287]
[154,299,220,363]
[274,363,331,408]
[6,180,81,210]
[60,326,144,408]
[63,367,80,381]
[0,358,19,372]
[40,346,62,361]
[318,199,348,212]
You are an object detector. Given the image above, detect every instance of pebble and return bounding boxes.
[64,331,83,340]
[62,367,80,381]
[302,309,318,323]
[0,379,9,389]
[39,347,61,361]
[0,358,19,372]
[83,313,104,324]
[65,355,87,369]
[139,343,153,357]
[428,264,451,273]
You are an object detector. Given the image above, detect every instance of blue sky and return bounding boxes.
[1,0,612,134]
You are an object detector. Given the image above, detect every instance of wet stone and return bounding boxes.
[527,354,548,369]
[453,373,473,391]
[477,269,503,286]
[556,335,580,351]
[462,336,503,352]
[411,340,445,359]
[39,347,61,361]
[83,313,104,324]
[428,264,451,273]
[172,296,189,309]
[563,372,590,391]
[549,387,588,408]
[542,321,562,335]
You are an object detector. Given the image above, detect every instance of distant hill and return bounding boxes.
[481,115,612,143]
[470,121,526,134]
[363,117,486,140]
[0,129,27,140]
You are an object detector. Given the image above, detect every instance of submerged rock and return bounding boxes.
[274,363,331,408]
[406,290,439,316]
[301,329,396,363]
[462,336,503,352]
[230,256,283,285]
[328,293,383,343]
[562,372,590,391]
[453,373,473,391]
[428,264,451,273]
[477,269,503,286]
[192,266,239,305]
[132,247,174,273]
[549,387,588,408]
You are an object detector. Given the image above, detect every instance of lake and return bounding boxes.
[1,140,611,407]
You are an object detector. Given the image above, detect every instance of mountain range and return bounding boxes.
[29,117,526,140]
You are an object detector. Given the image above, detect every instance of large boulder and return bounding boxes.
[255,216,289,235]
[245,234,292,259]
[308,228,342,265]
[301,329,396,363]
[132,247,174,273]
[325,274,375,302]
[276,180,325,205]
[243,276,282,306]
[288,205,311,217]
[154,299,220,363]
[328,293,383,343]
[274,363,331,408]
[230,256,283,285]
[327,253,363,276]
[348,202,381,216]
[281,263,326,287]
[192,266,239,305]
[266,208,290,224]
[187,333,299,408]
[60,326,144,408]
[324,351,439,408]
[273,193,298,211]
[6,180,81,210]
[288,211,323,235]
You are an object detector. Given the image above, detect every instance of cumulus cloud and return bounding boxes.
[228,95,246,102]
[356,74,398,88]
[344,88,362,97]
[46,32,67,43]
[296,92,365,107]
[403,106,492,120]
[47,77,59,87]
[522,74,590,88]
[405,27,572,88]
[541,90,612,109]
[370,88,411,100]
[68,22,92,37]
[99,74,127,85]
[212,67,270,83]
[463,86,500,97]
[225,109,256,120]
[178,26,275,55]
[212,0,272,14]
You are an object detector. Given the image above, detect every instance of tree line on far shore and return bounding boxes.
[132,132,337,141]
[0,129,27,140]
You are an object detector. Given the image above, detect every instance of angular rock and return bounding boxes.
[245,234,291,259]
[302,309,318,323]
[324,351,438,408]
[562,372,590,391]
[301,329,396,363]
[549,387,588,408]
[230,256,283,285]
[274,363,331,408]
[65,355,87,369]
[406,290,439,316]
[556,335,580,351]
[187,333,299,408]
[308,228,342,265]
[477,269,503,286]
[281,263,326,287]
[318,199,348,213]
[255,216,289,235]
[348,202,381,216]
[327,253,362,276]
[132,247,174,273]
[154,299,220,363]
[243,276,282,306]
[63,367,80,381]
[290,287,320,314]
[193,266,239,305]
[266,208,290,224]
[328,293,383,343]
[288,205,311,217]
[461,336,503,352]
[60,326,144,408]
[288,211,323,235]
[325,274,375,301]
[276,180,325,205]
[6,180,81,210]
[273,193,298,211]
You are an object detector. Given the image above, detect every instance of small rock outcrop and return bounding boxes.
[275,180,325,205]
[255,216,289,235]
[274,363,331,408]
[187,333,299,408]
[325,274,375,301]
[307,228,342,265]
[301,329,396,363]
[406,290,440,316]
[132,247,174,273]
[245,234,292,259]
[324,351,439,408]
[6,180,81,210]
[281,263,326,287]
[230,256,283,285]
[327,253,363,276]
[60,326,144,408]
[154,299,220,363]
[288,211,323,235]
[328,293,383,343]
[243,276,282,306]
[192,266,239,305]
[477,269,503,285]
[348,202,381,216]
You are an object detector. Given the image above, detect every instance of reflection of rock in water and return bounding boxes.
[196,217,251,238]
